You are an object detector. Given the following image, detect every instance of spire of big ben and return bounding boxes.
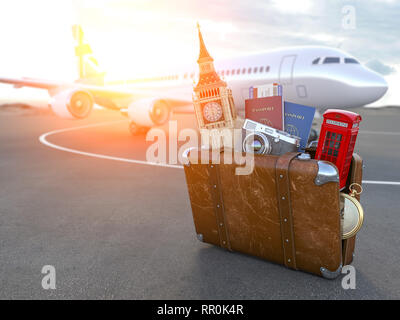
[197,22,213,63]
[195,22,225,91]
[192,22,236,136]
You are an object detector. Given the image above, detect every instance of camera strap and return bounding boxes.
[275,152,301,270]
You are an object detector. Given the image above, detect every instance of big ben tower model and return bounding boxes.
[192,23,237,149]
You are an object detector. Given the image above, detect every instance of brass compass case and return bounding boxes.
[340,188,364,239]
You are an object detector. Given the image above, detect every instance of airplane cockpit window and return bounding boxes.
[345,58,359,64]
[323,57,340,64]
[312,58,320,64]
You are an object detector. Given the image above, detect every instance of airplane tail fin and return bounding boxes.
[72,24,105,85]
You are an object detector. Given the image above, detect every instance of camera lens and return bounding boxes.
[251,138,263,153]
[243,133,271,155]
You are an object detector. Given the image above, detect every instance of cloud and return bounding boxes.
[366,59,396,75]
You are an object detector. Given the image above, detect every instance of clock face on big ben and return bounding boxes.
[202,101,223,123]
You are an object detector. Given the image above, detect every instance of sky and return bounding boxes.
[0,0,399,104]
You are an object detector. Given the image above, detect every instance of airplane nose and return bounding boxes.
[371,73,388,97]
[359,70,388,104]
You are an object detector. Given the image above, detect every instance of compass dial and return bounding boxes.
[203,102,222,122]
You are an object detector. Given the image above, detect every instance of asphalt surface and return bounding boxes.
[0,104,399,299]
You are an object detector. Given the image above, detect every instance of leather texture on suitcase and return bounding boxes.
[183,149,345,278]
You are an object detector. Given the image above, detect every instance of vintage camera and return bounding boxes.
[242,119,300,155]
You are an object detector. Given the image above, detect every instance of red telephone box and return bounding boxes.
[315,109,362,189]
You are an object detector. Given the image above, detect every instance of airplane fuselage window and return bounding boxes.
[248,67,252,74]
[259,66,264,72]
[226,70,230,76]
[266,66,270,72]
[253,67,258,73]
[237,68,240,74]
[231,69,235,75]
[323,57,340,64]
[345,58,359,64]
[242,68,246,74]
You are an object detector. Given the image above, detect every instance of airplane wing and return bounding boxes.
[0,76,138,98]
[0,76,193,112]
[0,76,65,90]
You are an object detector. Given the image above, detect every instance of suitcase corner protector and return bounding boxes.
[182,147,197,167]
[315,161,339,186]
[320,263,342,279]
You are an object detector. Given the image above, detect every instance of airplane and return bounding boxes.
[0,24,388,135]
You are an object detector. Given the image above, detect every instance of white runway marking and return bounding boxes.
[39,121,400,186]
[38,120,182,169]
[362,180,400,186]
[360,130,400,135]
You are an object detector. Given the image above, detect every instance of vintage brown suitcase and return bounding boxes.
[183,149,363,279]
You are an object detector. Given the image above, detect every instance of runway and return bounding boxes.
[0,104,399,299]
[38,120,400,186]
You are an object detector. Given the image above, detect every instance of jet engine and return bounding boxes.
[127,98,171,127]
[50,89,93,119]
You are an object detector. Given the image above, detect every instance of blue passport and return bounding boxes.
[284,101,316,151]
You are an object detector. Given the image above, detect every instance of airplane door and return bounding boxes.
[279,55,297,85]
